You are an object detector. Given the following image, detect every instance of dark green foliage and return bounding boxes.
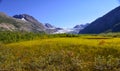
[0,31,84,43]
[47,34,79,38]
[0,31,45,43]
[1,31,120,44]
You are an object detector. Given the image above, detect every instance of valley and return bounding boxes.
[0,32,120,71]
[0,1,120,71]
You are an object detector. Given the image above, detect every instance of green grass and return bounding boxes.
[1,33,120,71]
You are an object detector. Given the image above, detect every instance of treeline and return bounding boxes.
[2,31,120,44]
[0,31,45,43]
[0,31,81,43]
[47,34,79,38]
[99,33,120,37]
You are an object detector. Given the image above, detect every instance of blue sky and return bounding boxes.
[0,0,119,28]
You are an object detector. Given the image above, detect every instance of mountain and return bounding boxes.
[44,23,75,34]
[72,23,89,34]
[52,24,89,34]
[44,23,55,29]
[44,23,64,34]
[79,6,120,34]
[13,14,45,31]
[74,24,89,29]
[0,12,46,33]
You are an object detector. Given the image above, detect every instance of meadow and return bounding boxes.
[0,32,120,71]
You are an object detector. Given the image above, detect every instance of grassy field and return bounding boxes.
[1,34,120,71]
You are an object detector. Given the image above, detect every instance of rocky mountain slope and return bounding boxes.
[13,14,46,32]
[79,6,120,34]
[44,23,63,34]
[44,23,55,29]
[0,12,46,33]
[72,23,89,34]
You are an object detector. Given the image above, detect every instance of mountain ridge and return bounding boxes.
[0,12,46,33]
[79,6,120,34]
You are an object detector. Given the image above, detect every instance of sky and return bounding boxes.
[0,0,119,28]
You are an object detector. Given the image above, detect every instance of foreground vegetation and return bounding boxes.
[0,32,120,71]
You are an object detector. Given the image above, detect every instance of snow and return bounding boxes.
[21,18,27,21]
[53,28,74,34]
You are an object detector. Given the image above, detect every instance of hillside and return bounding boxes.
[79,6,120,34]
[0,12,46,33]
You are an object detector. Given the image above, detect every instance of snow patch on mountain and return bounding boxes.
[53,24,89,34]
[21,18,27,21]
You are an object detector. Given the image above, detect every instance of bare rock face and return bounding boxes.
[0,23,16,31]
[74,24,89,29]
[44,23,55,29]
[13,14,45,30]
[79,6,120,34]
